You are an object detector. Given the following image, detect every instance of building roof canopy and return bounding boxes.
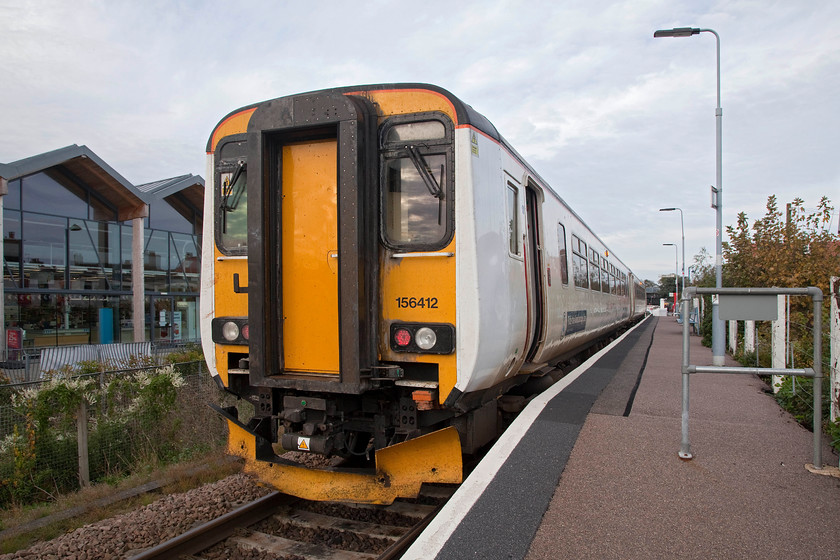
[0,145,201,223]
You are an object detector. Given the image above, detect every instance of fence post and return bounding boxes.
[728,320,737,354]
[831,277,839,423]
[772,295,786,392]
[744,320,756,355]
[77,400,90,487]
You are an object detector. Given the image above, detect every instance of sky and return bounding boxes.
[2,0,839,282]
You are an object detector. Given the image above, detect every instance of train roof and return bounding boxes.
[207,83,634,275]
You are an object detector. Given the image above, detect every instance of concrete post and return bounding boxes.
[772,295,786,392]
[728,320,737,354]
[132,217,145,342]
[744,320,755,354]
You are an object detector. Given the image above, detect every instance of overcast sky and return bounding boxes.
[2,0,838,282]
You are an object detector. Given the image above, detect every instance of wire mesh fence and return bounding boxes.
[0,358,251,508]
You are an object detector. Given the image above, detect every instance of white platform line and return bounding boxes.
[402,317,650,559]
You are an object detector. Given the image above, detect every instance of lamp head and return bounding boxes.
[654,27,701,38]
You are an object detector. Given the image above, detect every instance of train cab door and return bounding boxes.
[280,138,340,374]
[524,182,546,362]
[247,93,378,389]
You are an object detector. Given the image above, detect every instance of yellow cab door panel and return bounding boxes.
[281,139,339,374]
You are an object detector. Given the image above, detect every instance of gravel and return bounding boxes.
[0,473,272,560]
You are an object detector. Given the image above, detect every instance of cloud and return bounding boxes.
[1,0,839,282]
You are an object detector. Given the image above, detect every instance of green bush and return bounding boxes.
[772,375,839,455]
[0,365,188,508]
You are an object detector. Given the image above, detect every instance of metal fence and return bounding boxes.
[0,339,201,384]
[0,358,251,507]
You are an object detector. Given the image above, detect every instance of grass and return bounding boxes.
[0,449,243,554]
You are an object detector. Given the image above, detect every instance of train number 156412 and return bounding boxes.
[395,297,439,309]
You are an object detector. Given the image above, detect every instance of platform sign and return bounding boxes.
[719,294,778,321]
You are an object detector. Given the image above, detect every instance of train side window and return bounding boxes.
[571,235,588,289]
[600,256,609,294]
[380,113,454,250]
[506,183,519,255]
[557,223,569,285]
[589,248,600,292]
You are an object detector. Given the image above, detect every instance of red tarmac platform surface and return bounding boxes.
[527,316,840,560]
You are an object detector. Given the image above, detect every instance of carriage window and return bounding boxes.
[601,256,610,293]
[571,235,588,289]
[381,115,453,249]
[589,248,601,292]
[507,184,519,255]
[557,223,569,284]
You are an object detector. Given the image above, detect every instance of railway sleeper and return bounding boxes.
[275,509,408,541]
[232,532,376,560]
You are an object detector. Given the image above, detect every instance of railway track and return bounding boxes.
[131,484,456,560]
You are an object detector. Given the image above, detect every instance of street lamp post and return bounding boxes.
[663,243,679,313]
[660,207,685,296]
[654,26,724,366]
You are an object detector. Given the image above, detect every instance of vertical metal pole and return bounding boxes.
[680,293,693,459]
[709,29,725,367]
[132,216,145,342]
[812,290,822,469]
[0,176,7,362]
[77,400,90,487]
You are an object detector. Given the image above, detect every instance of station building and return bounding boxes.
[0,145,203,350]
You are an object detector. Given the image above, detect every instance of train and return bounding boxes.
[200,83,646,504]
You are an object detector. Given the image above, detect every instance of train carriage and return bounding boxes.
[201,84,645,504]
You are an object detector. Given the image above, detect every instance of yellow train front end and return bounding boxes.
[201,86,467,504]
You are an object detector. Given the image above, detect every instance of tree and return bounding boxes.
[724,195,839,295]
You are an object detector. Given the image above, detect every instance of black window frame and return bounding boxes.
[214,133,249,256]
[379,112,455,252]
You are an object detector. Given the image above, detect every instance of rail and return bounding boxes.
[679,286,824,470]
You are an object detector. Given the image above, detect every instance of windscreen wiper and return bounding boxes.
[405,146,444,200]
[221,160,246,211]
[221,160,246,234]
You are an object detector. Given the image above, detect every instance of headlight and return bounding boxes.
[222,321,240,341]
[415,327,437,350]
[212,317,249,345]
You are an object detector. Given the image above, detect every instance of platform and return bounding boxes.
[404,315,840,560]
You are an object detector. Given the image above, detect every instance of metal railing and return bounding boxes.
[679,286,824,469]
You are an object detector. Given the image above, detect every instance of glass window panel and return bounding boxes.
[174,296,199,341]
[4,209,22,288]
[384,155,447,246]
[121,225,134,291]
[170,233,200,292]
[5,179,20,209]
[507,184,519,255]
[90,193,117,221]
[386,121,446,143]
[144,229,169,293]
[219,168,248,252]
[22,172,87,219]
[557,223,569,285]
[149,199,193,234]
[22,213,66,288]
